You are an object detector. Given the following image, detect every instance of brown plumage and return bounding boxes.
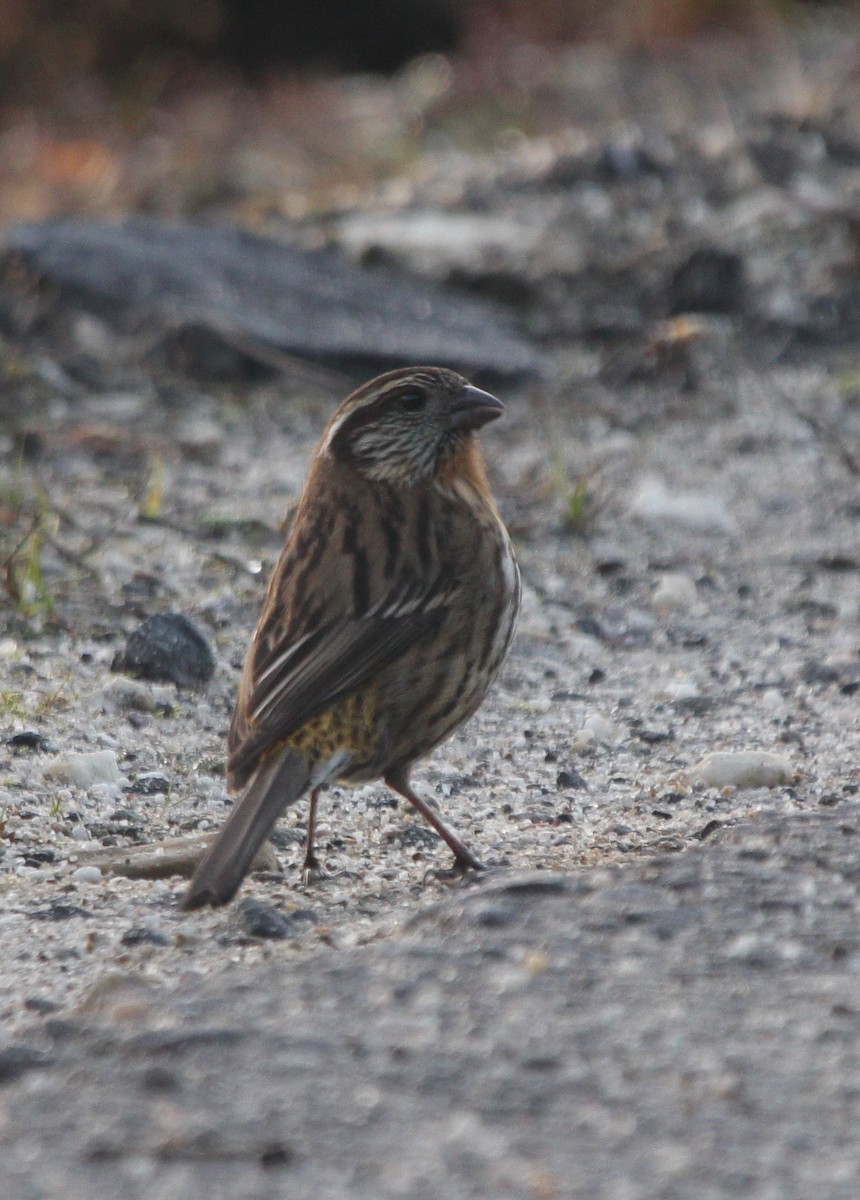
[181,366,520,910]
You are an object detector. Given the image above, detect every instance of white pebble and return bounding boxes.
[571,728,596,752]
[761,689,784,712]
[571,713,618,751]
[69,824,92,842]
[631,476,736,533]
[89,783,124,804]
[72,866,102,884]
[582,713,618,743]
[652,573,698,612]
[44,750,120,789]
[689,750,795,790]
[663,679,703,702]
[100,678,159,714]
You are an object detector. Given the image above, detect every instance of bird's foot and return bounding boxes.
[423,853,487,886]
[301,856,358,885]
[301,854,330,885]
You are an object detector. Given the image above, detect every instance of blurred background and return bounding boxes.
[2,0,858,225]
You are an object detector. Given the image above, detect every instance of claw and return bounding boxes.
[301,853,329,885]
[423,854,488,886]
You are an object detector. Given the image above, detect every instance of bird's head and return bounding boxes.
[320,366,504,484]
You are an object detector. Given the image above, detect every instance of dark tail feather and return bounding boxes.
[181,749,312,910]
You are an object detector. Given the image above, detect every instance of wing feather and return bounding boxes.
[227,575,451,785]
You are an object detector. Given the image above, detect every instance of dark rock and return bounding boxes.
[747,116,821,185]
[23,849,56,867]
[788,598,839,621]
[0,1045,52,1084]
[574,615,606,640]
[259,1142,294,1170]
[669,248,745,315]
[800,660,842,685]
[556,769,588,791]
[236,899,297,940]
[670,694,716,714]
[4,218,542,381]
[23,996,61,1015]
[27,903,92,921]
[636,726,674,744]
[139,1065,181,1093]
[599,139,666,182]
[388,822,440,850]
[127,772,172,796]
[112,613,215,689]
[120,926,171,948]
[268,826,307,851]
[7,730,52,752]
[816,553,859,572]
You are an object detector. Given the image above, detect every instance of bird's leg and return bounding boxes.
[301,787,326,883]
[384,773,486,876]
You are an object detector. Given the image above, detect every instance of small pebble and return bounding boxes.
[23,996,61,1015]
[799,659,842,686]
[556,769,588,791]
[571,728,596,752]
[652,572,698,612]
[100,677,163,714]
[43,750,120,789]
[590,540,628,573]
[72,866,102,884]
[581,714,617,743]
[28,902,92,921]
[89,783,124,805]
[120,925,170,947]
[689,750,795,790]
[127,772,173,796]
[664,680,703,702]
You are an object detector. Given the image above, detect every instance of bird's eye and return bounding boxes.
[400,391,427,413]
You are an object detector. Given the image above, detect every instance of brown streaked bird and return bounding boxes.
[181,366,520,910]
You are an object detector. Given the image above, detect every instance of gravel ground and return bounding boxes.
[1,350,858,1031]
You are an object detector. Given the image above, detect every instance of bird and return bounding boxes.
[181,365,520,910]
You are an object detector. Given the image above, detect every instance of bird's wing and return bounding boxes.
[227,574,451,784]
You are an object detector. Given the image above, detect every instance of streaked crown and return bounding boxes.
[321,366,503,483]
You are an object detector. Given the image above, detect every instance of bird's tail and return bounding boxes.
[181,748,312,910]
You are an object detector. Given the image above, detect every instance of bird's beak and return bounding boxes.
[449,384,505,431]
